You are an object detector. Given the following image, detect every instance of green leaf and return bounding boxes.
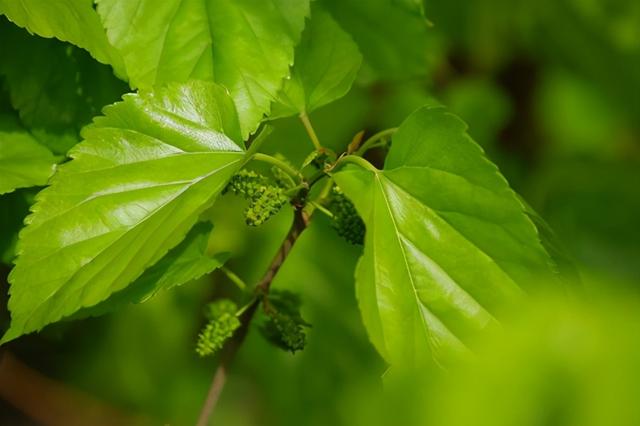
[130,221,228,299]
[0,115,57,195]
[96,0,310,137]
[272,4,362,118]
[74,221,229,318]
[0,0,124,76]
[2,81,249,343]
[321,0,430,81]
[333,107,558,368]
[0,19,128,154]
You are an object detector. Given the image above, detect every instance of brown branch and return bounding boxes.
[195,207,310,426]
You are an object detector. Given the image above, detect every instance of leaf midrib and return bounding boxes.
[373,173,461,359]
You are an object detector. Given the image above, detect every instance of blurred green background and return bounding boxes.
[1,0,639,424]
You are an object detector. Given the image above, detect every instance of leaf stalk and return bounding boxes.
[299,113,322,150]
[355,127,397,156]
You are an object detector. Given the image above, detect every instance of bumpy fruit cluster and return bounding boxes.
[262,311,306,353]
[259,290,310,354]
[328,187,365,245]
[196,299,241,357]
[225,169,288,226]
[205,298,237,320]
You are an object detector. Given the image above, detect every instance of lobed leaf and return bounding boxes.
[334,107,559,368]
[2,81,249,343]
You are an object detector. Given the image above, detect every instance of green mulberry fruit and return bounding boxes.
[260,311,306,353]
[245,185,288,227]
[224,169,289,227]
[224,169,268,199]
[259,290,310,354]
[328,187,365,245]
[196,299,241,357]
[196,313,240,357]
[205,299,238,321]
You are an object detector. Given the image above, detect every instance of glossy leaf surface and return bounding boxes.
[97,0,310,137]
[3,81,247,342]
[272,4,362,118]
[334,107,557,367]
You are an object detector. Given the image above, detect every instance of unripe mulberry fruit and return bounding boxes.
[328,187,365,245]
[245,186,288,227]
[224,169,289,226]
[196,312,240,357]
[260,311,306,353]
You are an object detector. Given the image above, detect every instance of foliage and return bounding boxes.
[0,0,637,424]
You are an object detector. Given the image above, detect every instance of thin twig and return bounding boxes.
[332,155,379,173]
[195,207,310,426]
[299,113,322,150]
[251,153,302,184]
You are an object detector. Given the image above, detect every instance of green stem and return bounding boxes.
[333,155,378,173]
[235,298,257,316]
[299,113,322,150]
[317,177,334,202]
[355,127,398,156]
[304,178,334,217]
[309,201,334,219]
[220,266,246,291]
[307,170,327,188]
[251,153,301,184]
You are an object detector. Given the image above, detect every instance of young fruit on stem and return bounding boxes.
[224,169,289,226]
[196,300,241,357]
[328,186,365,245]
[259,290,310,353]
